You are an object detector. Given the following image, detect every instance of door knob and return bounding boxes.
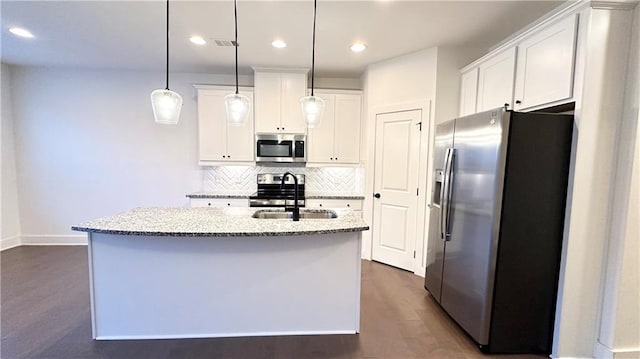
[374,193,381,199]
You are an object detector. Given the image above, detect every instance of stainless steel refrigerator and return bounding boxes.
[424,107,573,354]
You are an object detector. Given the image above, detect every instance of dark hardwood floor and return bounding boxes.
[1,246,546,359]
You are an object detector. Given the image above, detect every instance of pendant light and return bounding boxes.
[225,0,250,126]
[150,0,183,125]
[300,0,325,129]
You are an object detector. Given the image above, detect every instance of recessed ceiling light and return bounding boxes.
[350,43,367,53]
[272,40,287,49]
[190,36,207,45]
[9,27,34,39]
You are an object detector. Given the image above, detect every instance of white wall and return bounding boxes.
[1,64,22,250]
[6,66,361,246]
[365,48,438,108]
[596,4,640,358]
[9,66,250,244]
[553,5,638,358]
[361,48,438,263]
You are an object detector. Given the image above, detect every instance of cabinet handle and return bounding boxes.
[347,204,350,207]
[277,127,280,130]
[223,155,226,158]
[319,203,323,207]
[227,155,230,158]
[335,157,338,161]
[207,203,212,206]
[227,203,231,206]
[282,127,285,131]
[330,157,333,160]
[515,100,522,105]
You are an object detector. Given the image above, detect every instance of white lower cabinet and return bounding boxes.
[190,198,249,208]
[306,199,363,217]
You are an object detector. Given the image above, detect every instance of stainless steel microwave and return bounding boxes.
[256,134,306,163]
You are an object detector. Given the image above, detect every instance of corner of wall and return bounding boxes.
[1,63,23,251]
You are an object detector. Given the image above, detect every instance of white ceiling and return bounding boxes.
[1,1,564,78]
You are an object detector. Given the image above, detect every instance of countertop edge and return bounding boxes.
[186,194,252,199]
[71,226,370,237]
[305,195,366,200]
[186,193,366,200]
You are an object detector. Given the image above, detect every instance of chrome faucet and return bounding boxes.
[280,172,300,221]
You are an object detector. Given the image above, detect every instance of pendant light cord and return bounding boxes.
[311,0,317,96]
[234,0,239,95]
[165,0,170,90]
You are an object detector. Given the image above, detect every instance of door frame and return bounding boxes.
[362,99,433,276]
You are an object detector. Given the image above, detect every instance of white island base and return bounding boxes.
[87,231,362,340]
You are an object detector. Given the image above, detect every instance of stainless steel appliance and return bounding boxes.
[249,173,305,207]
[256,134,306,163]
[424,108,573,354]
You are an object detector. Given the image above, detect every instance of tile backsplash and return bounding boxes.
[202,166,365,194]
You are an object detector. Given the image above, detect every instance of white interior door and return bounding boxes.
[371,110,421,271]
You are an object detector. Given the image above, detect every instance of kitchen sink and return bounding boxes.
[251,209,338,219]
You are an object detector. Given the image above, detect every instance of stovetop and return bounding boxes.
[249,173,306,207]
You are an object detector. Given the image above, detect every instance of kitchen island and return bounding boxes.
[72,207,368,340]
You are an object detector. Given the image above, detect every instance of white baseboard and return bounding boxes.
[588,342,640,359]
[1,235,21,251]
[21,234,87,246]
[613,350,640,359]
[96,330,357,340]
[594,342,615,359]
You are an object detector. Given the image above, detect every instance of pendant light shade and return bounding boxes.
[300,95,325,129]
[151,89,183,125]
[225,0,250,126]
[301,0,323,128]
[225,93,250,126]
[151,0,182,125]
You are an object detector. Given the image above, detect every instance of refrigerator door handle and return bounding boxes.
[440,148,453,240]
[442,148,455,241]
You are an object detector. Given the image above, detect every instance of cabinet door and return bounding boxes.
[280,72,307,134]
[459,68,479,116]
[306,199,363,210]
[198,90,227,161]
[307,93,336,163]
[477,47,516,111]
[514,15,577,110]
[190,198,249,208]
[254,72,282,133]
[226,91,255,161]
[334,94,362,163]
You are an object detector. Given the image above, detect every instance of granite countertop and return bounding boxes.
[185,192,365,200]
[186,192,253,199]
[71,207,369,237]
[305,192,365,200]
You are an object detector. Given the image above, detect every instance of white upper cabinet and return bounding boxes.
[254,69,308,134]
[459,67,479,116]
[513,15,578,111]
[196,86,255,165]
[476,47,517,112]
[308,90,362,165]
[460,12,580,115]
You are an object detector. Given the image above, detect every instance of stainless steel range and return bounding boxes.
[249,173,305,207]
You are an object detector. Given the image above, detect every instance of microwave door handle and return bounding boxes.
[440,148,452,240]
[443,148,455,241]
